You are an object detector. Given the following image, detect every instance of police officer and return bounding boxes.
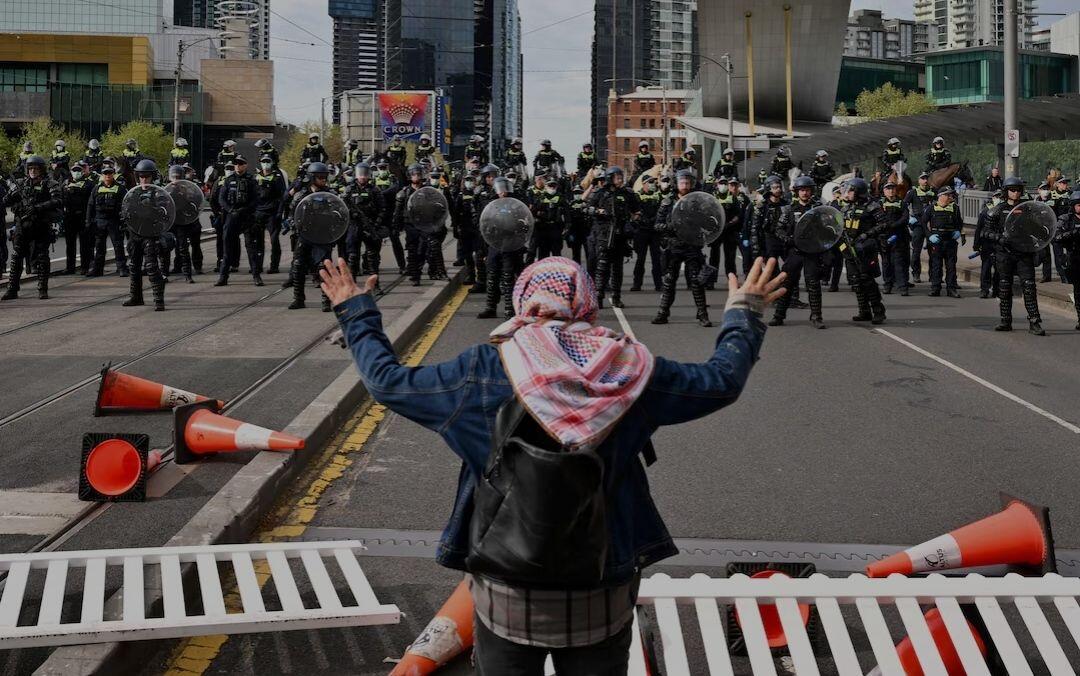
[85,164,128,278]
[254,138,279,168]
[1055,190,1080,330]
[425,169,450,280]
[652,170,712,327]
[344,139,363,166]
[253,154,286,281]
[881,137,906,174]
[123,160,167,310]
[823,183,846,291]
[566,186,591,267]
[374,159,405,273]
[120,139,145,184]
[62,161,94,275]
[50,140,71,177]
[394,163,431,285]
[768,146,794,179]
[925,136,951,173]
[216,156,261,286]
[672,147,697,174]
[902,172,935,284]
[209,159,233,274]
[769,175,826,328]
[169,138,191,166]
[840,177,888,324]
[302,133,329,165]
[973,189,1002,299]
[504,138,526,169]
[533,139,564,175]
[284,162,335,311]
[712,148,738,182]
[14,142,34,179]
[216,140,238,168]
[531,173,567,260]
[576,142,598,176]
[633,141,655,177]
[464,135,487,165]
[2,155,61,300]
[711,175,746,283]
[415,134,436,163]
[343,162,385,279]
[477,176,524,319]
[809,150,835,192]
[985,177,1044,335]
[879,181,911,296]
[452,171,479,285]
[589,166,638,308]
[751,175,787,265]
[631,174,663,291]
[83,139,105,174]
[1049,177,1071,283]
[166,165,200,284]
[469,164,501,297]
[921,186,964,298]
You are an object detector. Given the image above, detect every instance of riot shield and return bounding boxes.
[671,192,725,247]
[406,186,449,235]
[1003,200,1058,253]
[164,180,205,226]
[293,191,349,244]
[793,205,844,254]
[122,185,175,237]
[480,197,534,252]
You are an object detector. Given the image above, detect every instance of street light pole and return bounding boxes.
[173,41,184,142]
[1004,0,1018,178]
[722,53,733,152]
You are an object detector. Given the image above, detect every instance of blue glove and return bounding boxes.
[929,234,941,245]
[968,251,981,259]
[281,218,292,234]
[951,230,962,241]
[887,234,898,245]
[908,216,917,225]
[741,239,750,248]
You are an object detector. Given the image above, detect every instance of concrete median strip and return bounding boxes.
[34,247,465,676]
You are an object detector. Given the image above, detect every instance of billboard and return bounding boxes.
[378,92,430,142]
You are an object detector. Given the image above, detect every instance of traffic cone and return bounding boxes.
[733,570,811,649]
[866,607,991,676]
[78,433,163,502]
[173,400,305,465]
[94,362,225,416]
[867,493,1055,577]
[389,579,474,675]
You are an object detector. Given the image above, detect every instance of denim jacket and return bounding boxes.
[335,294,766,584]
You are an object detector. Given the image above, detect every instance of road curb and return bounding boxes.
[34,255,464,676]
[956,258,1076,315]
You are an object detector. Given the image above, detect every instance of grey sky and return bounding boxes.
[272,1,1075,154]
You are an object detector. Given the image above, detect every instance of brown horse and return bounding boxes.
[928,162,974,189]
[871,160,910,198]
[1046,168,1063,187]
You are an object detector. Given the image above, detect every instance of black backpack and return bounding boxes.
[466,396,654,590]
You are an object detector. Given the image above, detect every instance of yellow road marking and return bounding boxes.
[162,285,470,675]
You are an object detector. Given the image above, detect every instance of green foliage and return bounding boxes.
[835,101,849,117]
[100,120,173,166]
[281,122,343,172]
[854,83,935,120]
[16,118,86,166]
[847,138,1080,184]
[0,127,17,173]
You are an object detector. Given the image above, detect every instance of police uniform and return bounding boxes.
[925,146,952,173]
[588,181,639,308]
[301,142,328,165]
[920,195,964,296]
[770,196,826,327]
[123,184,167,309]
[415,142,436,163]
[973,194,1002,298]
[1048,185,1072,283]
[465,142,487,166]
[216,166,261,285]
[577,149,598,176]
[344,145,364,166]
[83,149,105,174]
[840,191,888,323]
[531,188,568,260]
[375,169,405,272]
[2,171,61,299]
[881,146,906,174]
[285,182,334,310]
[393,182,445,285]
[533,147,564,173]
[712,157,738,181]
[343,180,385,277]
[61,173,94,274]
[566,192,591,267]
[85,178,129,277]
[254,169,287,277]
[652,190,711,326]
[504,147,527,169]
[984,190,1042,333]
[880,192,911,294]
[902,183,936,282]
[809,160,835,190]
[632,186,663,291]
[711,187,746,281]
[1054,194,1080,328]
[169,146,190,167]
[633,150,655,176]
[169,179,202,283]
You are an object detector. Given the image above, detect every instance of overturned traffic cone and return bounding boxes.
[734,570,811,649]
[79,433,163,502]
[95,362,225,416]
[389,579,474,675]
[867,493,1055,578]
[867,608,992,676]
[173,400,305,465]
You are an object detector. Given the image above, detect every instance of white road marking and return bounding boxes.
[0,491,85,535]
[876,328,1080,434]
[610,300,636,340]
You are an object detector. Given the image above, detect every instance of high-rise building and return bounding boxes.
[844,10,928,60]
[591,0,650,159]
[173,0,271,60]
[329,0,384,123]
[914,0,1038,51]
[646,1,697,89]
[473,0,522,157]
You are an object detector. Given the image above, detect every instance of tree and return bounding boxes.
[0,127,17,173]
[854,83,935,120]
[16,118,86,166]
[100,120,173,166]
[280,122,342,173]
[835,101,849,117]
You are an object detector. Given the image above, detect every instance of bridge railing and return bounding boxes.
[959,189,993,226]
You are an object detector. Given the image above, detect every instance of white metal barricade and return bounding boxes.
[0,540,399,649]
[619,572,1080,675]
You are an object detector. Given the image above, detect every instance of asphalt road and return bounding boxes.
[139,264,1080,675]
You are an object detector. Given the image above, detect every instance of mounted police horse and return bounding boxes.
[871,160,911,198]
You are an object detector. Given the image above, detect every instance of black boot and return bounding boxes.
[2,256,19,301]
[214,272,228,287]
[768,316,784,326]
[477,307,497,319]
[650,313,669,325]
[1029,321,1045,336]
[287,259,305,309]
[995,321,1012,331]
[947,289,961,298]
[321,294,332,312]
[810,315,827,329]
[253,273,264,287]
[36,260,49,300]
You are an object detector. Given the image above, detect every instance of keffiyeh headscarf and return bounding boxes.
[490,257,654,448]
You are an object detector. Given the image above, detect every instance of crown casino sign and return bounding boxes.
[378,92,431,142]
